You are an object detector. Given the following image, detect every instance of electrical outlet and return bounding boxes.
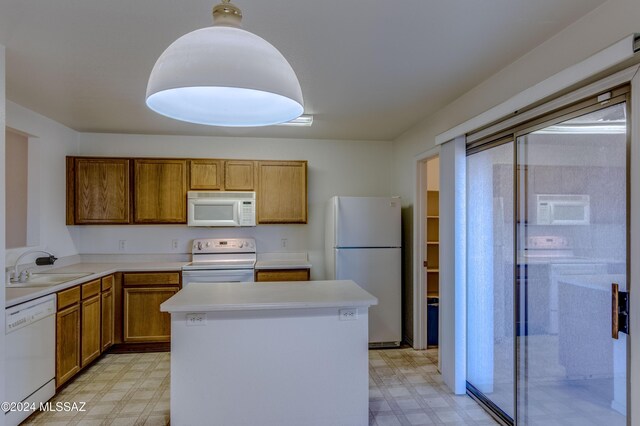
[171,239,179,250]
[186,313,207,326]
[281,238,287,248]
[339,308,358,321]
[118,240,127,251]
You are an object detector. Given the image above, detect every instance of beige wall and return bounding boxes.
[75,133,395,280]
[392,0,640,343]
[6,101,80,266]
[5,128,28,248]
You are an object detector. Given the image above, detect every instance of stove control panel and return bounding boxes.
[192,238,256,254]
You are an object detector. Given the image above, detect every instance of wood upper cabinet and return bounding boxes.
[68,157,130,224]
[122,272,181,343]
[256,161,307,223]
[190,159,223,190]
[224,160,255,191]
[134,159,187,223]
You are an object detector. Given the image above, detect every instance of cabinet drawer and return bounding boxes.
[255,269,310,282]
[101,274,114,291]
[81,279,101,299]
[123,272,181,286]
[57,286,80,310]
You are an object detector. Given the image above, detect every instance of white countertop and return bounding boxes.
[557,274,626,291]
[6,261,187,307]
[254,252,312,270]
[160,280,377,312]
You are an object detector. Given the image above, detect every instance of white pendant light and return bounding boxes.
[146,0,304,127]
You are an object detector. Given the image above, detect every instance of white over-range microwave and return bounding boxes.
[187,191,256,227]
[536,194,590,225]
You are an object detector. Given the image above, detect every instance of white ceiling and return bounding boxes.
[0,0,606,141]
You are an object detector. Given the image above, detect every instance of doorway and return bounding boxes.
[415,153,440,353]
[466,89,629,424]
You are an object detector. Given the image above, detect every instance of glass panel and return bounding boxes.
[194,204,235,221]
[516,102,627,425]
[467,141,515,420]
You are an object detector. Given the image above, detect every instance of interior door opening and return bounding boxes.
[415,155,440,352]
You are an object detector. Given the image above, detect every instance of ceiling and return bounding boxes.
[0,0,606,141]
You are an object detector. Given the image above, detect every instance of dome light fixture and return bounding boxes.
[146,0,304,127]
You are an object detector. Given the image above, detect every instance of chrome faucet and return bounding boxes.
[10,250,57,283]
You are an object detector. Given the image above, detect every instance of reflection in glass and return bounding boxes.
[516,102,627,425]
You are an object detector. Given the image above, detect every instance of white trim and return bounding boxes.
[439,135,467,394]
[436,34,637,145]
[413,146,440,351]
[468,64,640,144]
[629,68,640,426]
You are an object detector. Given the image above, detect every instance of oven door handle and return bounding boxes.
[182,269,253,277]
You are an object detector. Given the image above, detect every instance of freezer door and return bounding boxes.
[336,248,401,345]
[334,197,401,248]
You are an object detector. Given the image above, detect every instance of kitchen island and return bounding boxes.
[160,280,377,426]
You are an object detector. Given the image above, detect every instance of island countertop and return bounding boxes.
[160,280,377,312]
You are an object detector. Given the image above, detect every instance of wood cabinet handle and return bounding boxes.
[612,283,619,340]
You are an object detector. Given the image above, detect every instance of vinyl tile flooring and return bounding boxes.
[23,348,497,426]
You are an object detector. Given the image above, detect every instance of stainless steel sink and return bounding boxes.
[8,272,93,288]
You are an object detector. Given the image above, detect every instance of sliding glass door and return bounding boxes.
[467,93,628,425]
[467,141,515,422]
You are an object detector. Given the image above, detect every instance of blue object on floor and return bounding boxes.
[427,297,439,346]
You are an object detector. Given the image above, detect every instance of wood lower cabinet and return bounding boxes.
[81,294,101,367]
[122,272,181,343]
[56,303,81,387]
[123,287,179,342]
[256,161,307,223]
[55,274,116,387]
[134,159,187,223]
[224,160,255,190]
[190,159,223,190]
[67,157,130,225]
[255,269,311,282]
[101,276,114,351]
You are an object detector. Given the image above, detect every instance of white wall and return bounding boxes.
[5,102,80,267]
[393,0,640,388]
[0,43,6,426]
[76,133,394,280]
[392,0,640,343]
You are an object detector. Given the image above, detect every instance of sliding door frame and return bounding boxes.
[465,80,633,425]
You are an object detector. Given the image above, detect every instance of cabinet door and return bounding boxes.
[224,160,255,191]
[134,159,187,223]
[123,286,179,342]
[190,159,223,190]
[73,158,130,224]
[56,304,80,387]
[101,288,114,351]
[256,161,307,223]
[81,294,101,367]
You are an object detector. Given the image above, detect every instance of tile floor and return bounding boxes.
[24,348,497,425]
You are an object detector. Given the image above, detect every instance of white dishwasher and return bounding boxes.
[4,294,56,426]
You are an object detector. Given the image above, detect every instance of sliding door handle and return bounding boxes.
[612,283,619,339]
[612,283,629,339]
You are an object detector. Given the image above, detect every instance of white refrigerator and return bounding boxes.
[325,196,402,346]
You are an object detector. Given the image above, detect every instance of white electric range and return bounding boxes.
[181,238,256,285]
